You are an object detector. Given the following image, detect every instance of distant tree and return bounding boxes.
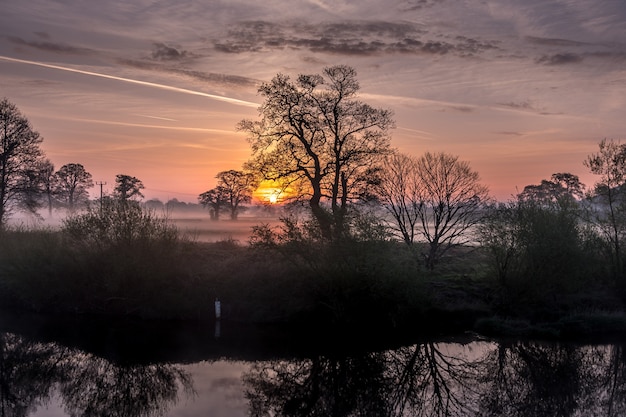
[239,65,394,239]
[165,198,189,212]
[114,174,144,202]
[144,198,164,212]
[198,187,228,221]
[519,173,584,205]
[584,138,626,279]
[0,98,45,227]
[416,152,489,269]
[216,170,257,220]
[38,159,56,217]
[54,163,93,213]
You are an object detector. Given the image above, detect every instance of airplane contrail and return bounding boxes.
[0,55,258,108]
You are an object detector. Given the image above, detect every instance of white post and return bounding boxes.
[214,298,221,319]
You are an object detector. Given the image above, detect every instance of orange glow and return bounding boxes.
[253,180,293,205]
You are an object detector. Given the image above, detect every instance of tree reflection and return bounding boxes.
[0,332,194,417]
[599,344,626,416]
[386,342,484,416]
[0,333,66,417]
[243,342,486,417]
[244,354,390,416]
[477,342,591,417]
[243,340,626,417]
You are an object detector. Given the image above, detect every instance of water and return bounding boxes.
[2,312,626,417]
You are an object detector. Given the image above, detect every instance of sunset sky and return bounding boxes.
[1,0,625,202]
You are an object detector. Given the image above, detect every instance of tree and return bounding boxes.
[584,138,626,279]
[38,159,56,217]
[413,152,489,269]
[54,163,93,213]
[239,65,394,239]
[215,170,257,220]
[114,174,144,202]
[198,187,228,220]
[519,172,584,205]
[0,98,45,227]
[376,152,421,246]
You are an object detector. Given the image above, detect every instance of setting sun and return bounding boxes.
[253,180,291,205]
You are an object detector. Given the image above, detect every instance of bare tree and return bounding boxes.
[54,163,93,213]
[239,65,394,239]
[216,170,257,220]
[0,98,45,227]
[416,152,489,268]
[377,152,421,246]
[114,174,144,202]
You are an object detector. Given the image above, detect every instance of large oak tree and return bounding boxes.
[239,65,394,239]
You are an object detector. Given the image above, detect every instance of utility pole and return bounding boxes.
[96,181,106,212]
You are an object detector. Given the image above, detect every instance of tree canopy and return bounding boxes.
[114,174,145,202]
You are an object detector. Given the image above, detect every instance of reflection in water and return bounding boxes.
[3,326,626,417]
[0,332,194,417]
[242,341,626,417]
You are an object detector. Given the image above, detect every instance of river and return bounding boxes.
[2,311,626,417]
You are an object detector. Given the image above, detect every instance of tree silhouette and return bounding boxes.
[215,170,257,220]
[379,151,489,269]
[114,174,144,202]
[239,65,394,239]
[198,187,228,220]
[54,163,93,213]
[0,98,45,227]
[584,138,626,279]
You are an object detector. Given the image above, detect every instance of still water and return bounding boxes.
[2,312,626,417]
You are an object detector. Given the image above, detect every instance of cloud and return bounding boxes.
[151,42,190,61]
[398,0,445,11]
[525,36,589,47]
[7,36,94,55]
[213,20,498,57]
[447,105,474,113]
[499,101,535,110]
[118,59,259,88]
[495,131,525,136]
[536,53,584,65]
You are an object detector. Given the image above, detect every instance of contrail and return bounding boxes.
[0,55,258,108]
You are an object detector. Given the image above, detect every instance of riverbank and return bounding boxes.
[2,225,626,342]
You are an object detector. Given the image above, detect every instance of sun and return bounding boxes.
[253,180,291,205]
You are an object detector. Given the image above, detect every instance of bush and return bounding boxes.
[63,200,179,250]
[479,200,598,316]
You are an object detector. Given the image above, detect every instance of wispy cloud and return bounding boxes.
[536,52,584,65]
[0,56,258,107]
[134,114,178,122]
[7,36,95,55]
[118,58,259,89]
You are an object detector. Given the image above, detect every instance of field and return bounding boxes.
[171,216,282,243]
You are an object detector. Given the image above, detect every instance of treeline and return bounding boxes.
[0,98,149,225]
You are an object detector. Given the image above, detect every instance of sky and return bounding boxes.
[1,0,625,202]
